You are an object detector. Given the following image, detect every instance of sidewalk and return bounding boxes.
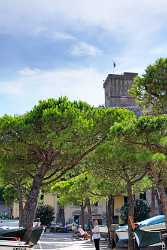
[34,232,112,250]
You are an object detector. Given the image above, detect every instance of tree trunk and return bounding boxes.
[157,185,167,248]
[56,204,65,226]
[150,166,167,247]
[80,203,85,229]
[127,183,135,250]
[150,187,157,216]
[106,195,114,248]
[86,198,92,229]
[21,164,48,243]
[150,166,167,218]
[18,190,24,227]
[155,189,163,214]
[158,185,167,228]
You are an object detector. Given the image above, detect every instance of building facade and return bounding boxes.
[13,194,125,225]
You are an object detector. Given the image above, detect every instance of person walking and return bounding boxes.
[92,220,100,250]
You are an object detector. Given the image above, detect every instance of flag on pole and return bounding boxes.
[113,61,116,73]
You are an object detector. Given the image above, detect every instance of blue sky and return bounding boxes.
[1,0,167,115]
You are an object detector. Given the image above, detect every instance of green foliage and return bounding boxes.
[0,185,17,205]
[160,136,167,146]
[133,177,153,194]
[0,97,139,229]
[35,205,55,226]
[3,185,16,205]
[52,173,99,206]
[129,58,167,114]
[152,153,166,162]
[120,199,150,223]
[0,98,135,182]
[0,187,5,201]
[90,138,149,190]
[110,114,167,187]
[111,115,167,139]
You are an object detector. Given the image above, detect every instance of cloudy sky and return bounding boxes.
[0,0,167,115]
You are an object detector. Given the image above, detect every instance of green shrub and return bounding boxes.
[120,199,150,223]
[36,205,55,226]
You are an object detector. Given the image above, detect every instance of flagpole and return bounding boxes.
[113,61,116,73]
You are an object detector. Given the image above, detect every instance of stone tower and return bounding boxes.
[103,72,138,109]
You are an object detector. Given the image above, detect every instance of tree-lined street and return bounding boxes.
[1,1,167,249]
[34,233,110,250]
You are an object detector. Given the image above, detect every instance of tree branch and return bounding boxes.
[43,135,107,185]
[123,139,167,154]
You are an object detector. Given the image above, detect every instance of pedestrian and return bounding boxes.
[76,225,90,240]
[92,220,100,250]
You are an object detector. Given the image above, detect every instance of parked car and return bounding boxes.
[115,215,166,249]
[66,222,78,232]
[134,215,165,248]
[49,222,65,232]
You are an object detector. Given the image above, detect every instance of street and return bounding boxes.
[34,233,111,250]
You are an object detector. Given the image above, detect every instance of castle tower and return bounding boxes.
[103,72,138,108]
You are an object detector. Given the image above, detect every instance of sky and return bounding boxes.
[1,0,167,115]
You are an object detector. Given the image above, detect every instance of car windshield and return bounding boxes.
[139,215,165,228]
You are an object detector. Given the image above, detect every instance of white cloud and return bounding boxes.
[149,45,167,57]
[1,0,167,38]
[52,32,76,41]
[0,0,167,114]
[0,67,105,114]
[18,67,41,77]
[0,0,166,66]
[0,81,23,95]
[32,28,76,41]
[0,0,166,67]
[70,42,102,57]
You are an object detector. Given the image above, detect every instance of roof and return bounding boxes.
[103,72,138,88]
